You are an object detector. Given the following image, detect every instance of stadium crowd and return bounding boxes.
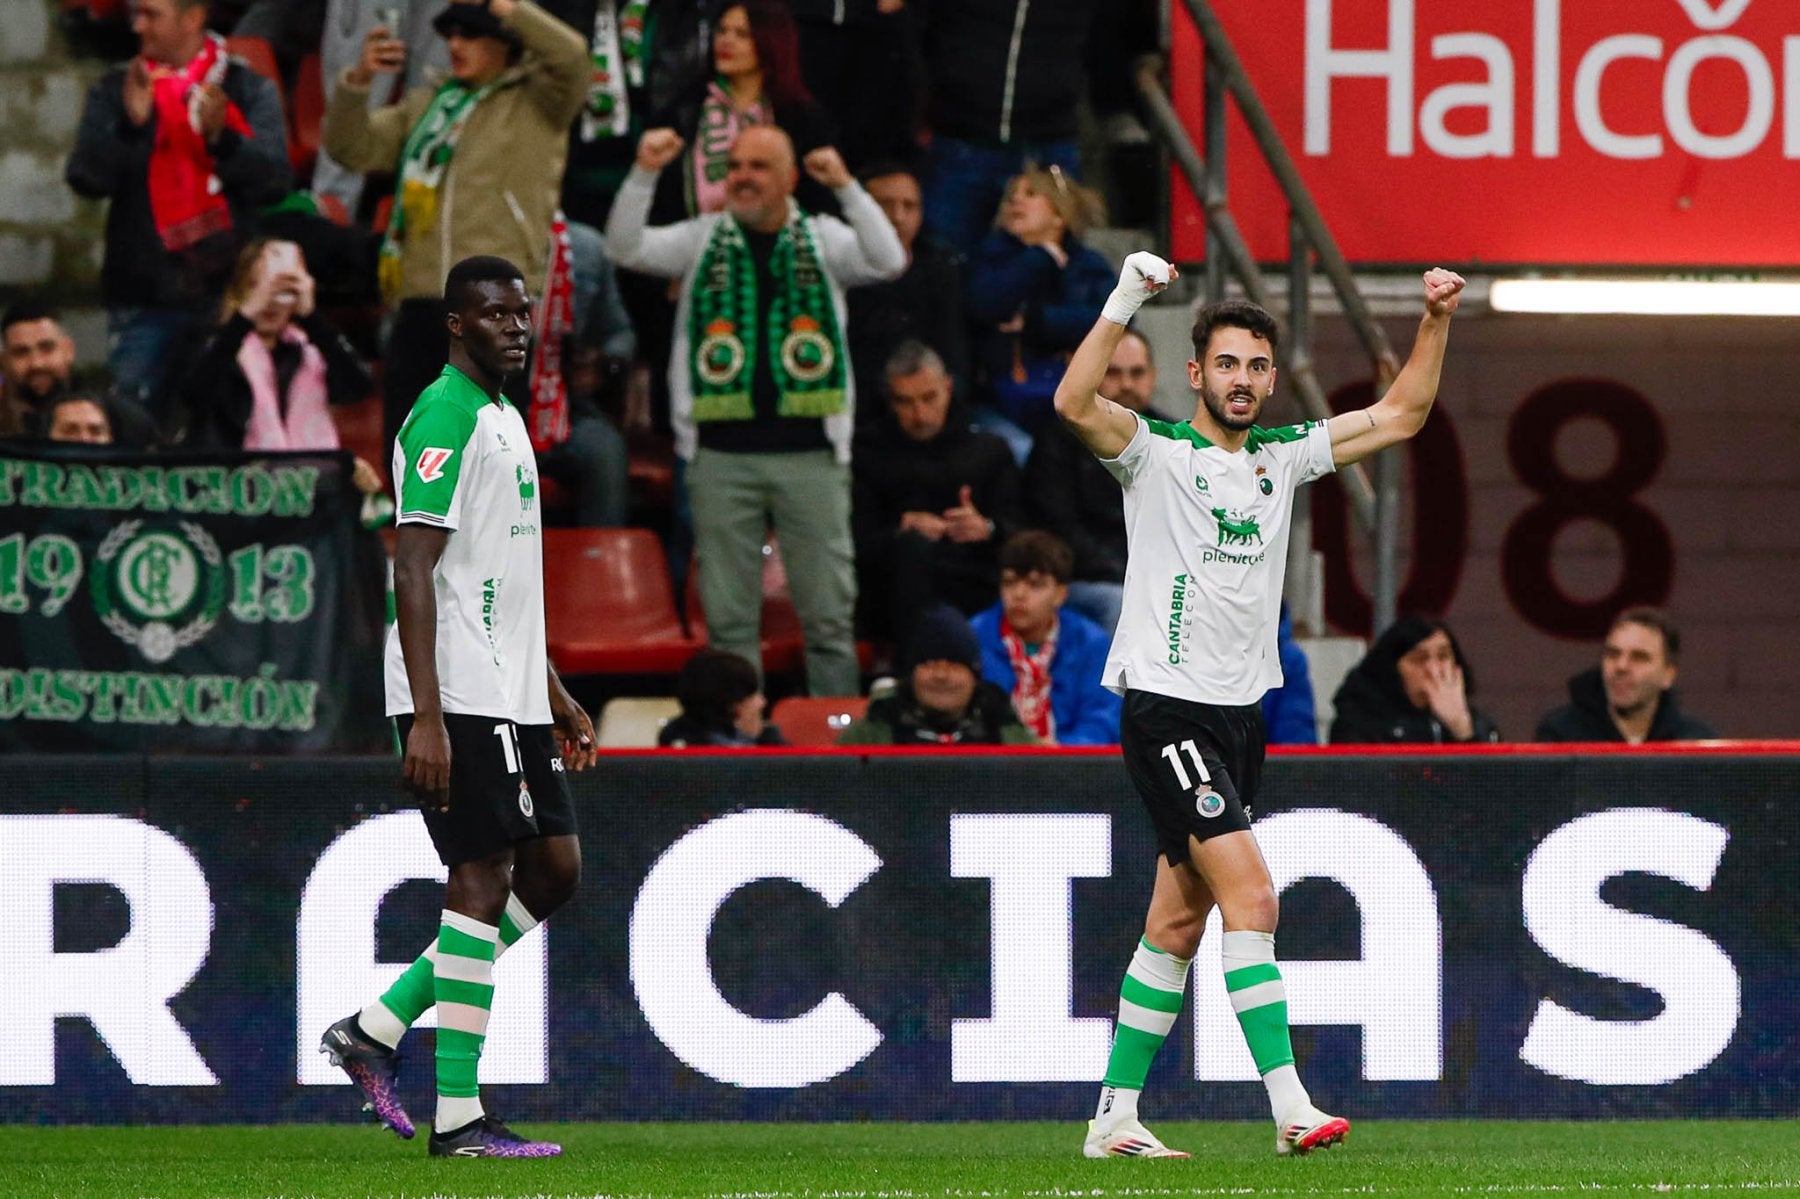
[6,0,1717,749]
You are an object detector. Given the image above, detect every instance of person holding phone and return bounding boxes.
[308,1,452,217]
[322,0,589,449]
[169,239,382,498]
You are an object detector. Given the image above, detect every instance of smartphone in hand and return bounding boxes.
[265,241,301,304]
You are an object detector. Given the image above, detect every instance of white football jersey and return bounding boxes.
[384,366,550,725]
[1100,413,1335,706]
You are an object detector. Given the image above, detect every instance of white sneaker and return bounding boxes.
[1274,1103,1350,1156]
[1083,1117,1191,1159]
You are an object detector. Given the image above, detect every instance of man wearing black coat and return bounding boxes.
[66,0,290,415]
[1536,607,1716,743]
[849,164,969,428]
[853,340,1021,642]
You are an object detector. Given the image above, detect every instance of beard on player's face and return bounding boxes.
[1200,380,1263,431]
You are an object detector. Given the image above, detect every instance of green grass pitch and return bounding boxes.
[10,1120,1800,1198]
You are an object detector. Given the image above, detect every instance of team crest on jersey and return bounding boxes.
[416,447,454,483]
[1195,790,1225,818]
[1256,465,1274,495]
[518,780,535,818]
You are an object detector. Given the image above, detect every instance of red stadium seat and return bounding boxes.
[332,395,387,489]
[313,192,350,225]
[543,528,700,675]
[536,476,575,519]
[225,36,287,123]
[61,0,126,21]
[627,438,675,506]
[289,53,325,179]
[770,696,868,746]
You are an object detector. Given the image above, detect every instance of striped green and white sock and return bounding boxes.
[360,893,540,1050]
[1095,937,1192,1125]
[433,910,499,1134]
[1223,929,1310,1121]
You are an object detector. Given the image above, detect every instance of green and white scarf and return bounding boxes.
[581,0,649,141]
[688,208,847,422]
[378,78,496,299]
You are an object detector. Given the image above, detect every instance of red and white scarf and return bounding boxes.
[526,214,576,451]
[238,324,337,451]
[1001,616,1058,742]
[147,33,252,252]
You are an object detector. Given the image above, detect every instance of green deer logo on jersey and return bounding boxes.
[1213,507,1263,547]
[516,464,536,510]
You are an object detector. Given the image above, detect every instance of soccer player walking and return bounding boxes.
[321,255,597,1158]
[1060,253,1463,1158]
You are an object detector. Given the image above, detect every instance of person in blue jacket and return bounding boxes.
[965,165,1115,462]
[971,529,1121,745]
[1260,603,1318,745]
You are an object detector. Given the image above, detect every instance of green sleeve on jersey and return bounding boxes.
[397,400,479,524]
[1244,421,1317,450]
[1142,417,1214,448]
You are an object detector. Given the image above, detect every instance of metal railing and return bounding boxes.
[1133,0,1407,632]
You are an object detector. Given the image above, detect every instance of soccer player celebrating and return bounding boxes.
[321,255,597,1159]
[1059,253,1464,1158]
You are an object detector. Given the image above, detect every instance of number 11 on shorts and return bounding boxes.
[1160,740,1210,790]
[494,722,523,774]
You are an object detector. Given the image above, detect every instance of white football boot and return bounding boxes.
[1274,1102,1351,1155]
[1083,1117,1191,1159]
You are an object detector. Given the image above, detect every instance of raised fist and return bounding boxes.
[1423,267,1465,317]
[802,145,851,190]
[636,127,686,172]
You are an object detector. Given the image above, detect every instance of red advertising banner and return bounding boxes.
[1169,0,1800,266]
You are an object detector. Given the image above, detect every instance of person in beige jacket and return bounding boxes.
[323,0,587,446]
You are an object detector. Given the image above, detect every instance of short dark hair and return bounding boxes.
[858,160,919,187]
[676,648,760,732]
[885,339,946,384]
[40,392,112,437]
[1191,300,1280,361]
[443,255,526,316]
[2,299,60,337]
[999,530,1074,585]
[1612,606,1681,663]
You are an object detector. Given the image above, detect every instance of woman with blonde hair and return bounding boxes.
[966,164,1115,456]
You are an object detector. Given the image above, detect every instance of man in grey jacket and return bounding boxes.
[607,124,904,695]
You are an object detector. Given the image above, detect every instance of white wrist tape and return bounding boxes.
[1101,251,1173,326]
